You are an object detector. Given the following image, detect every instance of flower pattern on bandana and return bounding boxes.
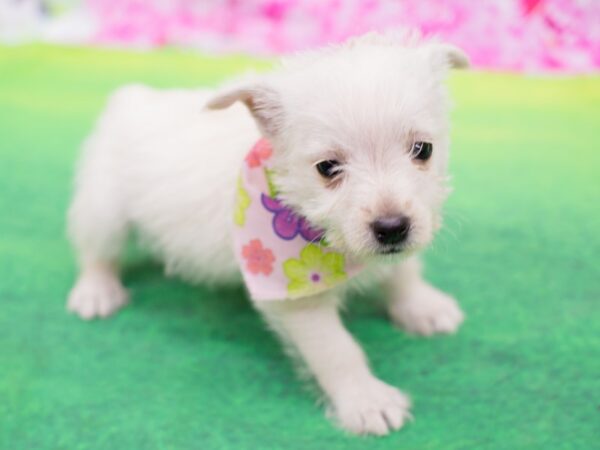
[263,167,279,198]
[261,194,324,242]
[283,244,347,296]
[234,176,251,226]
[234,137,362,301]
[245,139,273,168]
[242,239,275,275]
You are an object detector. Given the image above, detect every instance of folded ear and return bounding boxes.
[205,83,283,138]
[427,43,470,70]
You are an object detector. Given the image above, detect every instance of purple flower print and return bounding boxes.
[300,221,324,243]
[261,194,324,242]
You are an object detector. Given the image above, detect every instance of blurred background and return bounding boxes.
[1,1,599,450]
[1,0,599,72]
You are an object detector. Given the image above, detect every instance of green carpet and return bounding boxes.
[1,45,598,450]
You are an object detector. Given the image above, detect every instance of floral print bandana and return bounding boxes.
[233,138,362,301]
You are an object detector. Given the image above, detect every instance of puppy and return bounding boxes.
[67,31,468,436]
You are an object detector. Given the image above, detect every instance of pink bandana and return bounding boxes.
[233,139,362,302]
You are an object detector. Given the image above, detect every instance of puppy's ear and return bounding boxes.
[206,83,283,138]
[427,43,470,70]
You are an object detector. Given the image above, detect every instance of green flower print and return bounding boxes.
[264,167,279,198]
[234,177,251,226]
[283,244,347,297]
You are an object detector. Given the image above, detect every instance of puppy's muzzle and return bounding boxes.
[371,215,411,252]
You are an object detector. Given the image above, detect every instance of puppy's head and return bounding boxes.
[208,32,468,260]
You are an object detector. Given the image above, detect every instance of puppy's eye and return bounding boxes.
[411,141,433,161]
[316,160,341,179]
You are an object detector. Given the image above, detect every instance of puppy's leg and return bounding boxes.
[66,150,129,320]
[257,294,411,436]
[385,257,464,336]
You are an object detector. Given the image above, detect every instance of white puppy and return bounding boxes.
[67,32,468,436]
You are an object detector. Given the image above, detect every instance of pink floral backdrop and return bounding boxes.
[2,0,599,72]
[87,0,600,72]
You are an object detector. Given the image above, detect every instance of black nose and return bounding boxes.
[371,215,411,246]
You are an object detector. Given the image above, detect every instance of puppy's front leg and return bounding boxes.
[257,293,411,436]
[386,257,465,336]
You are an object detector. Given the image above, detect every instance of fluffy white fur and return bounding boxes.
[67,32,467,436]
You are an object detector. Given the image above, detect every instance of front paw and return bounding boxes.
[329,376,412,436]
[388,283,464,336]
[67,270,129,320]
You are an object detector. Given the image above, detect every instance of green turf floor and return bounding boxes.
[0,45,599,450]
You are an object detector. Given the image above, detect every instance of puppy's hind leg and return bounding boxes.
[66,147,129,320]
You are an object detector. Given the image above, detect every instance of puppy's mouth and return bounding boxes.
[375,240,423,257]
[378,246,404,255]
